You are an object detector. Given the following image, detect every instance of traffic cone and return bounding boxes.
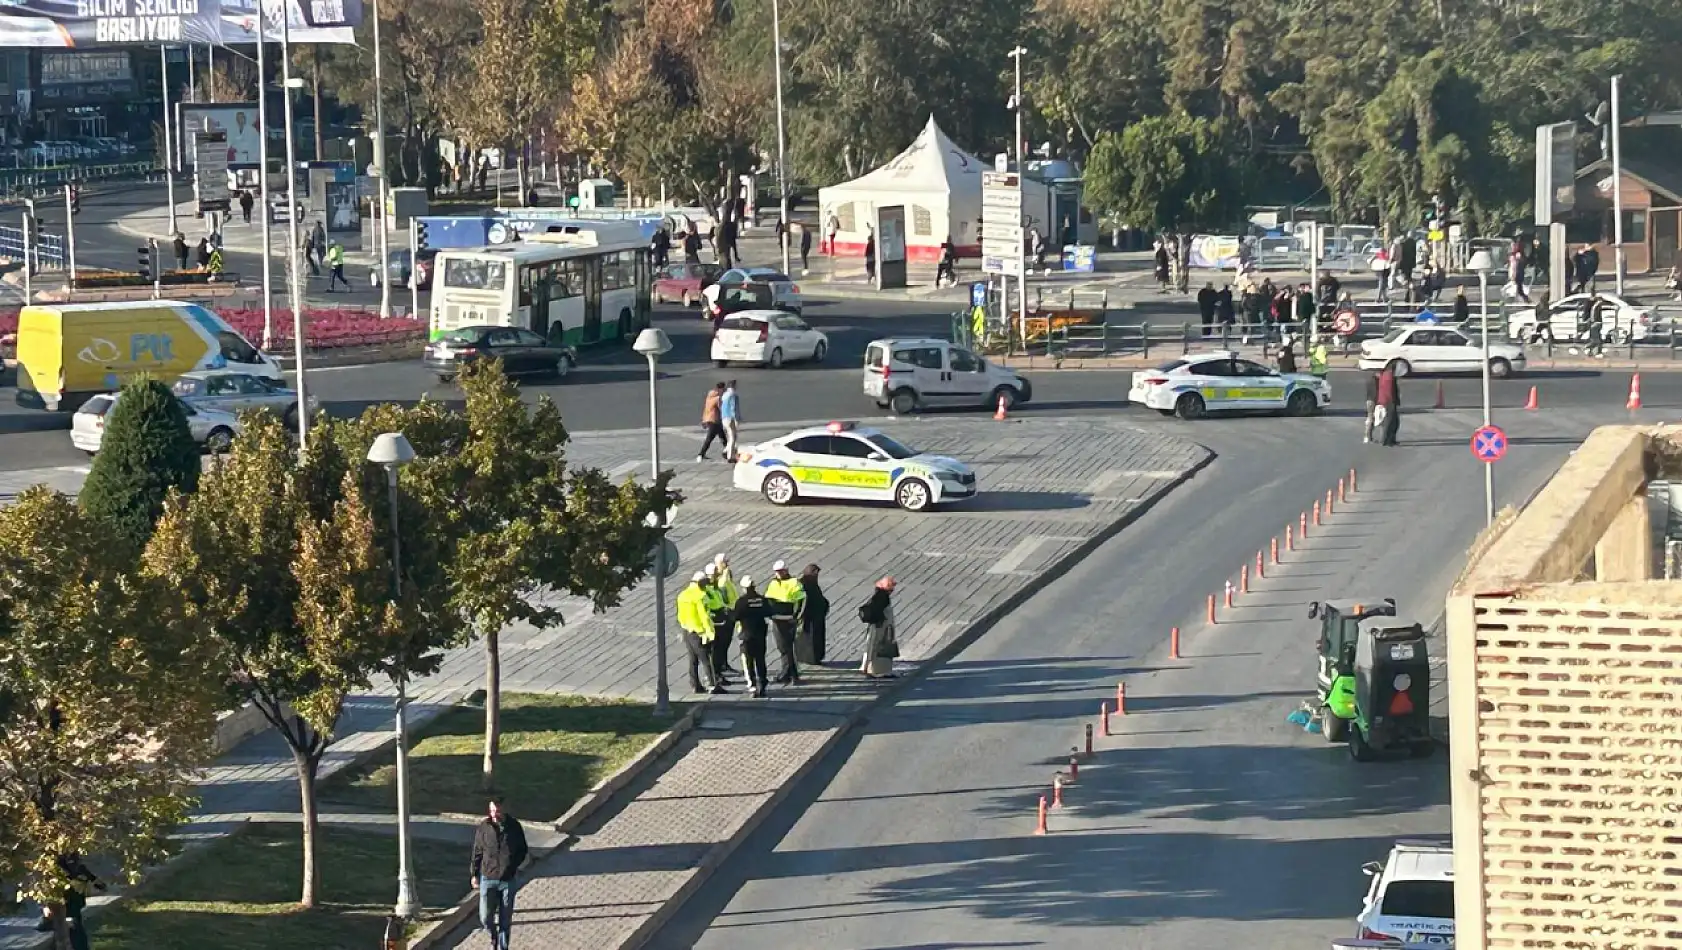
[994,394,1008,421]
[1628,374,1643,411]
[1524,386,1539,411]
[1434,381,1445,410]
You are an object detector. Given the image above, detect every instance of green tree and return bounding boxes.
[0,489,220,950]
[1084,114,1248,230]
[77,377,201,556]
[344,361,674,790]
[142,415,418,908]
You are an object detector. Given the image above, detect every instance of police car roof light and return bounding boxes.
[826,421,855,433]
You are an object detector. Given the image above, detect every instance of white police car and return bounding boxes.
[1355,839,1454,945]
[1128,351,1330,420]
[732,421,977,512]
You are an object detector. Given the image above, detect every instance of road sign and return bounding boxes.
[648,538,680,579]
[1472,425,1507,462]
[193,129,230,214]
[970,282,987,308]
[1332,309,1360,335]
[981,170,1023,276]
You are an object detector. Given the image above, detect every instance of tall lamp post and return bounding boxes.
[368,431,420,919]
[279,17,310,450]
[1006,46,1027,352]
[632,327,673,717]
[770,0,791,277]
[1468,248,1497,527]
[370,0,392,320]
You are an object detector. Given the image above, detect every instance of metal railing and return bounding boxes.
[0,162,163,203]
[0,226,66,269]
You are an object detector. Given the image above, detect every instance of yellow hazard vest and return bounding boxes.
[676,584,714,638]
[1310,344,1328,376]
[715,567,739,608]
[765,576,805,616]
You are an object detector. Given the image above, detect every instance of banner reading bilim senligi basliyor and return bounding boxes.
[0,0,224,47]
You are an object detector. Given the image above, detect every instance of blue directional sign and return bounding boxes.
[1471,424,1507,463]
[1415,308,1439,324]
[971,281,988,308]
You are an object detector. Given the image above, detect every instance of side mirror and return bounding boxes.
[1361,862,1382,877]
[1308,602,1320,620]
[868,452,887,462]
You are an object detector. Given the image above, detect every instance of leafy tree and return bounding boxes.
[343,362,674,790]
[0,489,220,950]
[1083,114,1248,230]
[78,377,200,556]
[142,414,418,908]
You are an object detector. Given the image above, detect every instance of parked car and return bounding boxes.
[653,261,721,307]
[71,392,241,455]
[1358,324,1527,377]
[1354,839,1454,944]
[170,369,316,430]
[422,325,578,383]
[1507,292,1654,344]
[703,267,802,315]
[372,247,440,290]
[863,337,1032,415]
[711,310,828,368]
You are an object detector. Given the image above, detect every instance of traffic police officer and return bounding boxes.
[677,572,725,694]
[731,576,775,697]
[704,561,735,686]
[765,560,806,685]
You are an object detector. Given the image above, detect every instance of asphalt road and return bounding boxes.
[643,409,1594,950]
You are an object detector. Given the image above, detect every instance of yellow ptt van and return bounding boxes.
[14,301,283,411]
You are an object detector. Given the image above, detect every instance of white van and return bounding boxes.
[862,337,1032,415]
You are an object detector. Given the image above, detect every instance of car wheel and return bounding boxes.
[1157,408,1175,417]
[1392,359,1413,377]
[715,359,729,368]
[553,353,575,378]
[889,389,917,415]
[1287,389,1317,417]
[763,472,798,506]
[1348,724,1376,762]
[437,373,456,384]
[1610,327,1631,345]
[768,347,785,369]
[204,427,235,453]
[1489,357,1512,379]
[654,291,666,304]
[812,341,827,363]
[1174,392,1205,420]
[1320,705,1347,743]
[682,292,693,307]
[895,477,933,512]
[1518,324,1537,344]
[992,386,1019,411]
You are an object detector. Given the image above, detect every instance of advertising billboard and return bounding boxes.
[36,49,134,104]
[875,205,907,289]
[179,102,260,169]
[0,0,223,47]
[215,0,361,45]
[1534,122,1577,226]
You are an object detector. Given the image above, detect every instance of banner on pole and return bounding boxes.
[0,0,224,47]
[216,0,362,45]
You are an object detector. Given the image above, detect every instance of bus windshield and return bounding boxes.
[442,258,508,292]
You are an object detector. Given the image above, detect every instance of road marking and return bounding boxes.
[608,460,641,479]
[899,621,958,662]
[1082,469,1182,497]
[986,534,1082,575]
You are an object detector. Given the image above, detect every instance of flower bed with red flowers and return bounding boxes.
[0,307,427,351]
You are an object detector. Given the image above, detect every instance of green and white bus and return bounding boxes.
[428,222,652,346]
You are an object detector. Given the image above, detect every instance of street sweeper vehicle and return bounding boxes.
[1294,599,1436,760]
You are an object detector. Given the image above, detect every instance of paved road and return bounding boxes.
[645,406,1615,950]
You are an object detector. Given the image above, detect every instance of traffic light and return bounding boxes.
[414,220,429,251]
[138,244,156,281]
[26,214,39,245]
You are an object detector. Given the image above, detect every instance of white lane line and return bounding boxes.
[899,621,958,662]
[608,460,641,479]
[1082,470,1124,496]
[986,535,1083,575]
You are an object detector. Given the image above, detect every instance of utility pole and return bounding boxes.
[371,0,392,320]
[161,46,178,236]
[1008,46,1027,351]
[1611,74,1626,297]
[257,6,275,349]
[281,10,310,450]
[771,0,791,276]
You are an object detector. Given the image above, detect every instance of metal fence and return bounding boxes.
[0,226,66,269]
[0,162,162,203]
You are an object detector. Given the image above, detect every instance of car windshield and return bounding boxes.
[750,271,792,282]
[1379,880,1454,919]
[1155,359,1188,373]
[721,317,767,331]
[79,397,113,416]
[439,328,487,344]
[864,434,917,460]
[1381,327,1409,343]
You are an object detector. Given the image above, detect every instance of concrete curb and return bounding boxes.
[406,706,701,950]
[613,432,1219,950]
[993,353,1682,373]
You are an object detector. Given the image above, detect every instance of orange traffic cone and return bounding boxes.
[1434,381,1445,410]
[1524,386,1539,411]
[994,394,1009,421]
[1628,373,1643,411]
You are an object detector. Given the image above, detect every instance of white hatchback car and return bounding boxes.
[1358,324,1526,377]
[705,267,803,314]
[1128,352,1329,420]
[71,392,242,455]
[711,310,828,368]
[1507,292,1653,344]
[1355,839,1454,945]
[732,421,977,512]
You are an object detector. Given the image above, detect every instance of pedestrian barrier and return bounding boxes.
[1034,795,1048,835]
[1116,682,1127,715]
[1169,626,1181,659]
[1099,702,1110,737]
[0,225,66,269]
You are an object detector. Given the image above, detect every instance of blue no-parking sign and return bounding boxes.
[1471,425,1507,462]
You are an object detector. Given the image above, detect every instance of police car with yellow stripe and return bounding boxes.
[733,421,977,512]
[1128,351,1330,420]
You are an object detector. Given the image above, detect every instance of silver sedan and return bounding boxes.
[171,370,316,428]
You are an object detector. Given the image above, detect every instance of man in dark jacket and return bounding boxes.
[797,563,829,664]
[1196,282,1217,336]
[731,576,775,696]
[471,798,528,950]
[1215,285,1236,334]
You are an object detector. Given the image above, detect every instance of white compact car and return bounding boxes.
[1355,839,1454,945]
[1507,292,1654,344]
[711,310,828,368]
[71,392,242,455]
[703,267,803,316]
[732,421,977,512]
[1358,324,1526,377]
[862,338,1032,415]
[1127,352,1329,420]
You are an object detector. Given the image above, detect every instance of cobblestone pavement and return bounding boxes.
[0,415,1207,950]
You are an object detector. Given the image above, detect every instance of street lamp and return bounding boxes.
[770,0,791,277]
[279,8,310,450]
[367,431,420,920]
[631,327,673,717]
[1006,46,1027,353]
[1467,248,1498,527]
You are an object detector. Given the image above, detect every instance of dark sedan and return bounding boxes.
[423,326,579,383]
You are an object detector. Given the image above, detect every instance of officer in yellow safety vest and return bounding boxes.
[1309,336,1329,377]
[970,305,986,348]
[709,555,740,686]
[765,559,806,685]
[676,572,725,695]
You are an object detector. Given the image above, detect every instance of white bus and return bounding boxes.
[428,222,653,348]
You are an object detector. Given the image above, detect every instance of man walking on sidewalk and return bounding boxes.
[697,382,726,461]
[720,379,742,462]
[470,797,528,950]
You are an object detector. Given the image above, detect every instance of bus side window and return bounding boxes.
[519,266,534,307]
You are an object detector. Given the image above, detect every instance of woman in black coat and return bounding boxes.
[798,564,829,664]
